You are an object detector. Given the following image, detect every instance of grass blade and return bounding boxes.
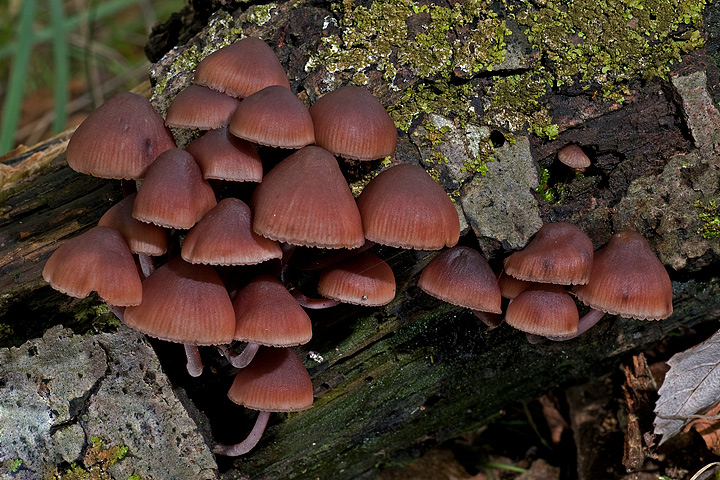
[49,0,70,134]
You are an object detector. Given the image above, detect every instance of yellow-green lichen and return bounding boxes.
[694,200,720,239]
[54,438,129,480]
[248,3,276,25]
[8,458,22,473]
[388,81,476,132]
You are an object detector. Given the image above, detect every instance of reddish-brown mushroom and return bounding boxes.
[317,251,396,306]
[557,144,591,173]
[165,85,240,130]
[185,127,263,183]
[505,284,579,338]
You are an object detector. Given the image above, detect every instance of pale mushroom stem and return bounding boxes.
[138,253,155,279]
[184,344,204,377]
[213,410,271,456]
[218,343,261,368]
[291,289,341,309]
[546,308,606,342]
[109,306,125,322]
[471,309,504,328]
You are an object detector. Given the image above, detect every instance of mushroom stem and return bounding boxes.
[471,309,503,329]
[138,253,155,279]
[109,305,125,322]
[291,289,341,309]
[546,308,606,341]
[219,343,261,368]
[213,410,271,456]
[184,344,204,377]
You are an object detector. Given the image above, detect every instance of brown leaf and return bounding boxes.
[539,394,568,444]
[683,400,720,454]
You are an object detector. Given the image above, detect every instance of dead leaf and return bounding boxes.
[684,400,720,454]
[654,329,720,444]
[538,394,568,444]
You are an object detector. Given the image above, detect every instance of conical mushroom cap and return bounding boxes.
[252,146,364,249]
[185,127,263,183]
[505,284,578,337]
[232,275,312,346]
[318,251,396,306]
[182,198,282,266]
[165,85,240,130]
[357,164,460,250]
[67,92,175,179]
[124,258,235,345]
[193,37,290,99]
[504,222,594,285]
[557,144,591,170]
[98,194,167,256]
[573,230,673,320]
[419,246,501,314]
[227,347,313,412]
[42,226,142,306]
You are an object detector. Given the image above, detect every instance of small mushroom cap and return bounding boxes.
[185,127,263,183]
[67,92,176,179]
[505,284,579,337]
[182,198,282,266]
[165,85,240,130]
[227,347,313,412]
[124,257,235,345]
[497,271,531,299]
[98,193,167,256]
[418,246,502,314]
[557,144,591,170]
[318,251,396,306]
[193,37,290,99]
[357,164,460,250]
[573,230,673,320]
[229,85,315,149]
[42,226,142,306]
[232,275,312,346]
[309,86,397,161]
[504,222,594,285]
[132,149,217,229]
[252,146,365,249]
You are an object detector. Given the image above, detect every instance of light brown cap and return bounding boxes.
[124,257,235,345]
[252,146,364,249]
[573,230,673,320]
[132,148,217,229]
[557,144,591,170]
[165,85,240,130]
[418,246,501,314]
[181,198,282,266]
[42,226,142,306]
[193,37,290,99]
[497,271,532,299]
[229,85,314,149]
[227,346,313,412]
[232,275,312,346]
[309,86,397,161]
[185,127,263,183]
[67,92,176,179]
[98,193,167,256]
[504,222,594,285]
[357,164,460,250]
[318,251,396,306]
[505,284,578,337]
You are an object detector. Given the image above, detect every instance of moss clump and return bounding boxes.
[8,458,22,473]
[694,200,720,239]
[389,81,477,132]
[54,437,129,480]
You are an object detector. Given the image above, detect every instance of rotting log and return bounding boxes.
[2,0,720,479]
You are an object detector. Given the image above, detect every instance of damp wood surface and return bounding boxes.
[1,0,720,479]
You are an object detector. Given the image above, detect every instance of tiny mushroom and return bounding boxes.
[185,127,263,183]
[317,251,396,306]
[505,284,579,338]
[557,144,591,173]
[165,85,241,130]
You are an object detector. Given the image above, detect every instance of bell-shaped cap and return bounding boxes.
[42,226,142,306]
[124,258,235,345]
[98,193,167,256]
[557,144,591,170]
[252,146,364,249]
[505,284,578,337]
[504,222,594,285]
[185,127,263,183]
[497,271,532,299]
[309,86,397,161]
[318,251,396,306]
[229,85,314,149]
[418,246,501,314]
[132,149,217,229]
[227,347,313,412]
[193,37,290,99]
[357,164,460,250]
[182,198,282,266]
[573,230,673,320]
[67,92,175,179]
[165,85,240,130]
[233,275,312,346]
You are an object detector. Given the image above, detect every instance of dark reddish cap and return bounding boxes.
[318,251,396,306]
[558,144,591,170]
[418,246,501,314]
[309,86,397,161]
[193,37,290,99]
[67,92,175,179]
[181,198,282,266]
[232,275,312,346]
[98,193,167,256]
[573,230,673,320]
[165,85,240,130]
[227,347,313,412]
[505,284,578,337]
[185,127,263,183]
[229,85,314,149]
[252,146,364,249]
[357,164,460,250]
[124,257,235,345]
[504,222,594,285]
[42,226,142,306]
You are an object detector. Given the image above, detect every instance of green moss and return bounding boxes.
[388,81,476,132]
[248,3,276,25]
[55,437,129,479]
[694,200,720,239]
[8,458,22,473]
[535,168,567,204]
